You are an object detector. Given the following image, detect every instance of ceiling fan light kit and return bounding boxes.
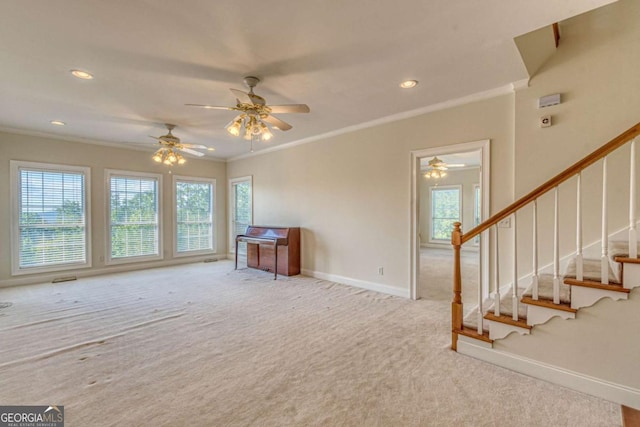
[187,76,309,148]
[423,156,465,179]
[149,124,207,166]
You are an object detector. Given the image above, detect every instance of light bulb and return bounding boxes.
[152,152,163,162]
[168,151,177,163]
[261,124,273,141]
[226,121,241,136]
[178,157,186,165]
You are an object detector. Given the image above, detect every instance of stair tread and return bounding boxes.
[455,326,493,343]
[484,312,532,329]
[564,278,631,293]
[522,274,571,304]
[520,296,577,313]
[564,257,621,284]
[615,256,640,264]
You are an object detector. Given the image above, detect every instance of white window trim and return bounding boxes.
[172,175,217,258]
[429,184,462,243]
[10,160,92,276]
[228,176,253,254]
[105,169,163,265]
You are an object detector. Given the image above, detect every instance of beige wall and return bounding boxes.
[419,167,480,246]
[228,94,515,294]
[227,0,640,390]
[0,132,227,285]
[500,0,640,389]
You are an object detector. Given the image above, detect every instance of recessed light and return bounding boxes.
[50,120,66,126]
[207,147,216,151]
[70,69,94,80]
[400,80,418,89]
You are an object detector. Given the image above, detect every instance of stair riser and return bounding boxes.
[526,305,576,326]
[570,286,628,310]
[622,263,640,290]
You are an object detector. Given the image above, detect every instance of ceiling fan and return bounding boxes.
[186,76,310,141]
[149,124,209,165]
[423,156,466,179]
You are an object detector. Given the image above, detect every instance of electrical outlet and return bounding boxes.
[498,218,511,228]
[378,267,384,275]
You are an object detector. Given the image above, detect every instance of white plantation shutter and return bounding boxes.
[108,172,161,261]
[12,162,90,273]
[175,178,215,254]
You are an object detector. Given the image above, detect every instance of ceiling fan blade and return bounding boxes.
[149,135,162,140]
[185,104,235,110]
[230,88,254,105]
[262,114,292,131]
[268,104,310,114]
[180,147,205,157]
[180,143,208,149]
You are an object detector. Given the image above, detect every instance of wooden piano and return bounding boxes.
[234,226,301,279]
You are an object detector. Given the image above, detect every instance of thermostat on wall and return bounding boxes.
[538,93,561,108]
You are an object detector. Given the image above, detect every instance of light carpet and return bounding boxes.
[0,261,620,426]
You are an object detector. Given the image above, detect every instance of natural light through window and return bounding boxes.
[175,177,215,255]
[431,186,461,241]
[11,161,90,274]
[107,171,161,263]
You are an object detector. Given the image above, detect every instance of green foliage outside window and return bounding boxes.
[176,181,213,253]
[431,187,460,240]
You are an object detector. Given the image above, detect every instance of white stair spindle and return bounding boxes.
[512,213,519,321]
[601,157,609,284]
[576,172,583,281]
[630,138,638,258]
[494,225,501,317]
[553,187,560,304]
[532,200,539,300]
[477,231,484,334]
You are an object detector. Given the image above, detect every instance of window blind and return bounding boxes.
[18,167,87,269]
[109,175,159,259]
[176,180,214,253]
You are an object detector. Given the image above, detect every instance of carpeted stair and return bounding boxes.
[462,240,639,337]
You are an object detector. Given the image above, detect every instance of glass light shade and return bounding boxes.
[226,121,241,136]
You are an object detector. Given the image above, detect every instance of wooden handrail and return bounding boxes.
[460,121,640,244]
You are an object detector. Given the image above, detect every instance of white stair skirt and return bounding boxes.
[570,286,628,310]
[487,320,530,340]
[526,305,575,326]
[622,263,640,290]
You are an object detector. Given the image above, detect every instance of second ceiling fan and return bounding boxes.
[186,76,309,141]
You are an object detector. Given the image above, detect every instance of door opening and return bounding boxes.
[229,176,253,256]
[410,140,490,301]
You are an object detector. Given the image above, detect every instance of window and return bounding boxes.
[11,161,91,275]
[229,176,252,254]
[106,170,162,264]
[430,185,461,241]
[174,176,215,256]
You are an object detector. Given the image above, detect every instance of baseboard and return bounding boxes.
[0,254,228,288]
[457,338,640,410]
[301,269,410,298]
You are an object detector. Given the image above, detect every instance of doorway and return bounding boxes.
[410,140,490,301]
[229,176,253,256]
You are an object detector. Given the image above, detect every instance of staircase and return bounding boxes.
[449,122,640,409]
[462,241,638,341]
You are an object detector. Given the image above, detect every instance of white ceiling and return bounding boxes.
[0,0,616,160]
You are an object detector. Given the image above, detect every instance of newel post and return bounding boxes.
[451,221,463,351]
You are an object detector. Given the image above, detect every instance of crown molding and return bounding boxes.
[0,126,226,163]
[229,80,522,162]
